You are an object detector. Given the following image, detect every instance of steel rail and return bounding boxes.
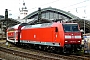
[0,46,64,60]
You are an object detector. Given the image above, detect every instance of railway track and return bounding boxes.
[68,54,90,60]
[0,41,90,60]
[20,45,90,60]
[0,46,90,60]
[0,46,65,60]
[0,37,6,40]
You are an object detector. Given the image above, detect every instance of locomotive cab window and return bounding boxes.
[63,24,79,32]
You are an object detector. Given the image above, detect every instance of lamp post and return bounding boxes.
[84,17,86,34]
[83,9,86,34]
[5,9,8,41]
[38,7,42,22]
[5,9,8,29]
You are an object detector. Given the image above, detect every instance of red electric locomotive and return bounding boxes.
[7,22,82,53]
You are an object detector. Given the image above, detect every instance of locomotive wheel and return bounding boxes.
[51,46,55,52]
[39,45,44,50]
[39,46,41,49]
[55,47,63,54]
[43,46,49,51]
[30,44,35,49]
[48,46,52,53]
[34,44,39,50]
[48,46,55,52]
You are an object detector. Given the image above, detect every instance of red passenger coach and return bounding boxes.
[7,24,20,43]
[7,23,29,43]
[7,22,82,53]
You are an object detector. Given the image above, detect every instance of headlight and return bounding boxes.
[65,35,71,38]
[78,41,80,42]
[65,41,68,42]
[75,36,81,39]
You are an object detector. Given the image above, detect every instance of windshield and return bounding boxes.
[63,24,79,32]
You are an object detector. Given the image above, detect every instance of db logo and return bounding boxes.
[70,41,76,42]
[71,36,74,38]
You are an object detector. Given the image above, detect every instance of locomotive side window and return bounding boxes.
[63,24,79,32]
[55,27,58,32]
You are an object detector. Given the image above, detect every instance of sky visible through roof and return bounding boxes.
[0,0,90,19]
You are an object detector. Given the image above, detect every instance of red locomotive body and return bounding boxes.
[7,22,82,53]
[20,23,64,47]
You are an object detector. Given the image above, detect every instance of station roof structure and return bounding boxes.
[23,7,79,19]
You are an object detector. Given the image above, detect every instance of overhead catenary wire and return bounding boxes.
[18,0,90,19]
[18,0,90,13]
[62,0,89,9]
[28,0,60,10]
[27,0,90,11]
